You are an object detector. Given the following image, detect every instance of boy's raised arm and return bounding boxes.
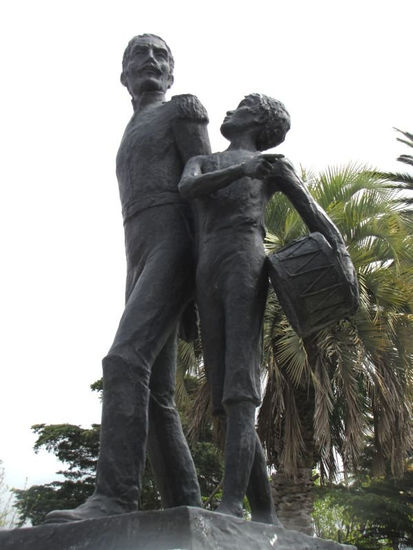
[271,159,346,250]
[179,155,276,200]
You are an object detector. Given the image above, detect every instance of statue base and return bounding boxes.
[0,506,356,549]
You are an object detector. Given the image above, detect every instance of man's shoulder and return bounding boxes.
[170,94,209,123]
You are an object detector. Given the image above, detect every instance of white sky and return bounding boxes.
[0,0,412,491]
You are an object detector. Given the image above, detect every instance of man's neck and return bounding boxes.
[132,91,166,113]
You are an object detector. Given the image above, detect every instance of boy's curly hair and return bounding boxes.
[246,93,291,151]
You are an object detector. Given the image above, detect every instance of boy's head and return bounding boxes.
[221,94,291,151]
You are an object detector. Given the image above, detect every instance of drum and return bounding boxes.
[267,232,359,337]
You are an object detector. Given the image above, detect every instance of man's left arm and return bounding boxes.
[171,95,211,344]
[171,94,212,163]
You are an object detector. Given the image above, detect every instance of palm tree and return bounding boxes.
[258,164,413,534]
[373,128,413,205]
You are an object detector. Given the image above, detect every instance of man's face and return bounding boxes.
[122,36,173,98]
[220,96,260,139]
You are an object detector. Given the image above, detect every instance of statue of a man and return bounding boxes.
[46,33,211,522]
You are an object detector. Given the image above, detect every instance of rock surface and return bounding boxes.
[0,506,356,549]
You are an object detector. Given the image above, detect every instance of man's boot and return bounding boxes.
[45,355,149,523]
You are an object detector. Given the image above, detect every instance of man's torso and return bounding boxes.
[116,100,187,222]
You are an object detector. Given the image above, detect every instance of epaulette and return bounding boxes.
[171,94,209,123]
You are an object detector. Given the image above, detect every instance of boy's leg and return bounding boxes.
[220,256,279,522]
[217,400,257,518]
[247,434,280,525]
[215,414,279,524]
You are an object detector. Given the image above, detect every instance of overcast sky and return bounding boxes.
[0,0,412,492]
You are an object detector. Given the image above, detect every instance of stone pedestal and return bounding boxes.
[0,506,356,549]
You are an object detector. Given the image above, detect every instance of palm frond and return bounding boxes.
[397,154,413,168]
[393,127,413,145]
[369,171,413,187]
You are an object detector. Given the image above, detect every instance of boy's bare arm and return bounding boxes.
[179,154,278,200]
[270,159,346,249]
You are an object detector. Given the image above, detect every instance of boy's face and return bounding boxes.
[220,96,261,139]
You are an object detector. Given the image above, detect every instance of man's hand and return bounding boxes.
[242,154,284,179]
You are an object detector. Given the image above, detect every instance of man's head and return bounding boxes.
[221,94,291,151]
[120,34,174,100]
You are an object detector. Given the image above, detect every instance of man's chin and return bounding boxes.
[137,77,169,94]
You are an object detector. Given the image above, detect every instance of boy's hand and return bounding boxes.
[242,154,283,179]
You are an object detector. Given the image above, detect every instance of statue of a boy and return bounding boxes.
[179,93,290,520]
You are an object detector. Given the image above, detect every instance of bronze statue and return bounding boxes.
[43,34,358,526]
[45,33,211,523]
[179,94,289,521]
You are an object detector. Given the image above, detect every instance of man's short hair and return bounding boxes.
[246,93,291,151]
[121,34,175,86]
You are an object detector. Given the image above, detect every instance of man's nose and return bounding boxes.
[144,47,157,63]
[226,110,234,116]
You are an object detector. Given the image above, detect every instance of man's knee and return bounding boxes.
[102,351,151,388]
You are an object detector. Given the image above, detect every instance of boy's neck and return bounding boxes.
[227,134,258,152]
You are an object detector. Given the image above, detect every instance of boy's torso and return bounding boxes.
[194,151,271,240]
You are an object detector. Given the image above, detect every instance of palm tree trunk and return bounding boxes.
[271,466,314,535]
[272,342,316,535]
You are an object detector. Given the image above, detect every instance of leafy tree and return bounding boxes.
[373,128,413,205]
[0,461,17,528]
[313,466,413,549]
[13,423,99,526]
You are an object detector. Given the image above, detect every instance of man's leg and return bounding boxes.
[44,353,152,523]
[147,330,201,508]
[45,249,192,522]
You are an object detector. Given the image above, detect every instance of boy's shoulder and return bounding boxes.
[189,150,223,167]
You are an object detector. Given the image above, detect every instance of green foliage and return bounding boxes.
[0,461,17,528]
[13,424,99,525]
[370,128,413,205]
[31,423,100,479]
[313,470,413,549]
[192,441,223,506]
[14,480,94,527]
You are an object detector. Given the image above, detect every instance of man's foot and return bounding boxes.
[251,510,282,526]
[44,494,134,524]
